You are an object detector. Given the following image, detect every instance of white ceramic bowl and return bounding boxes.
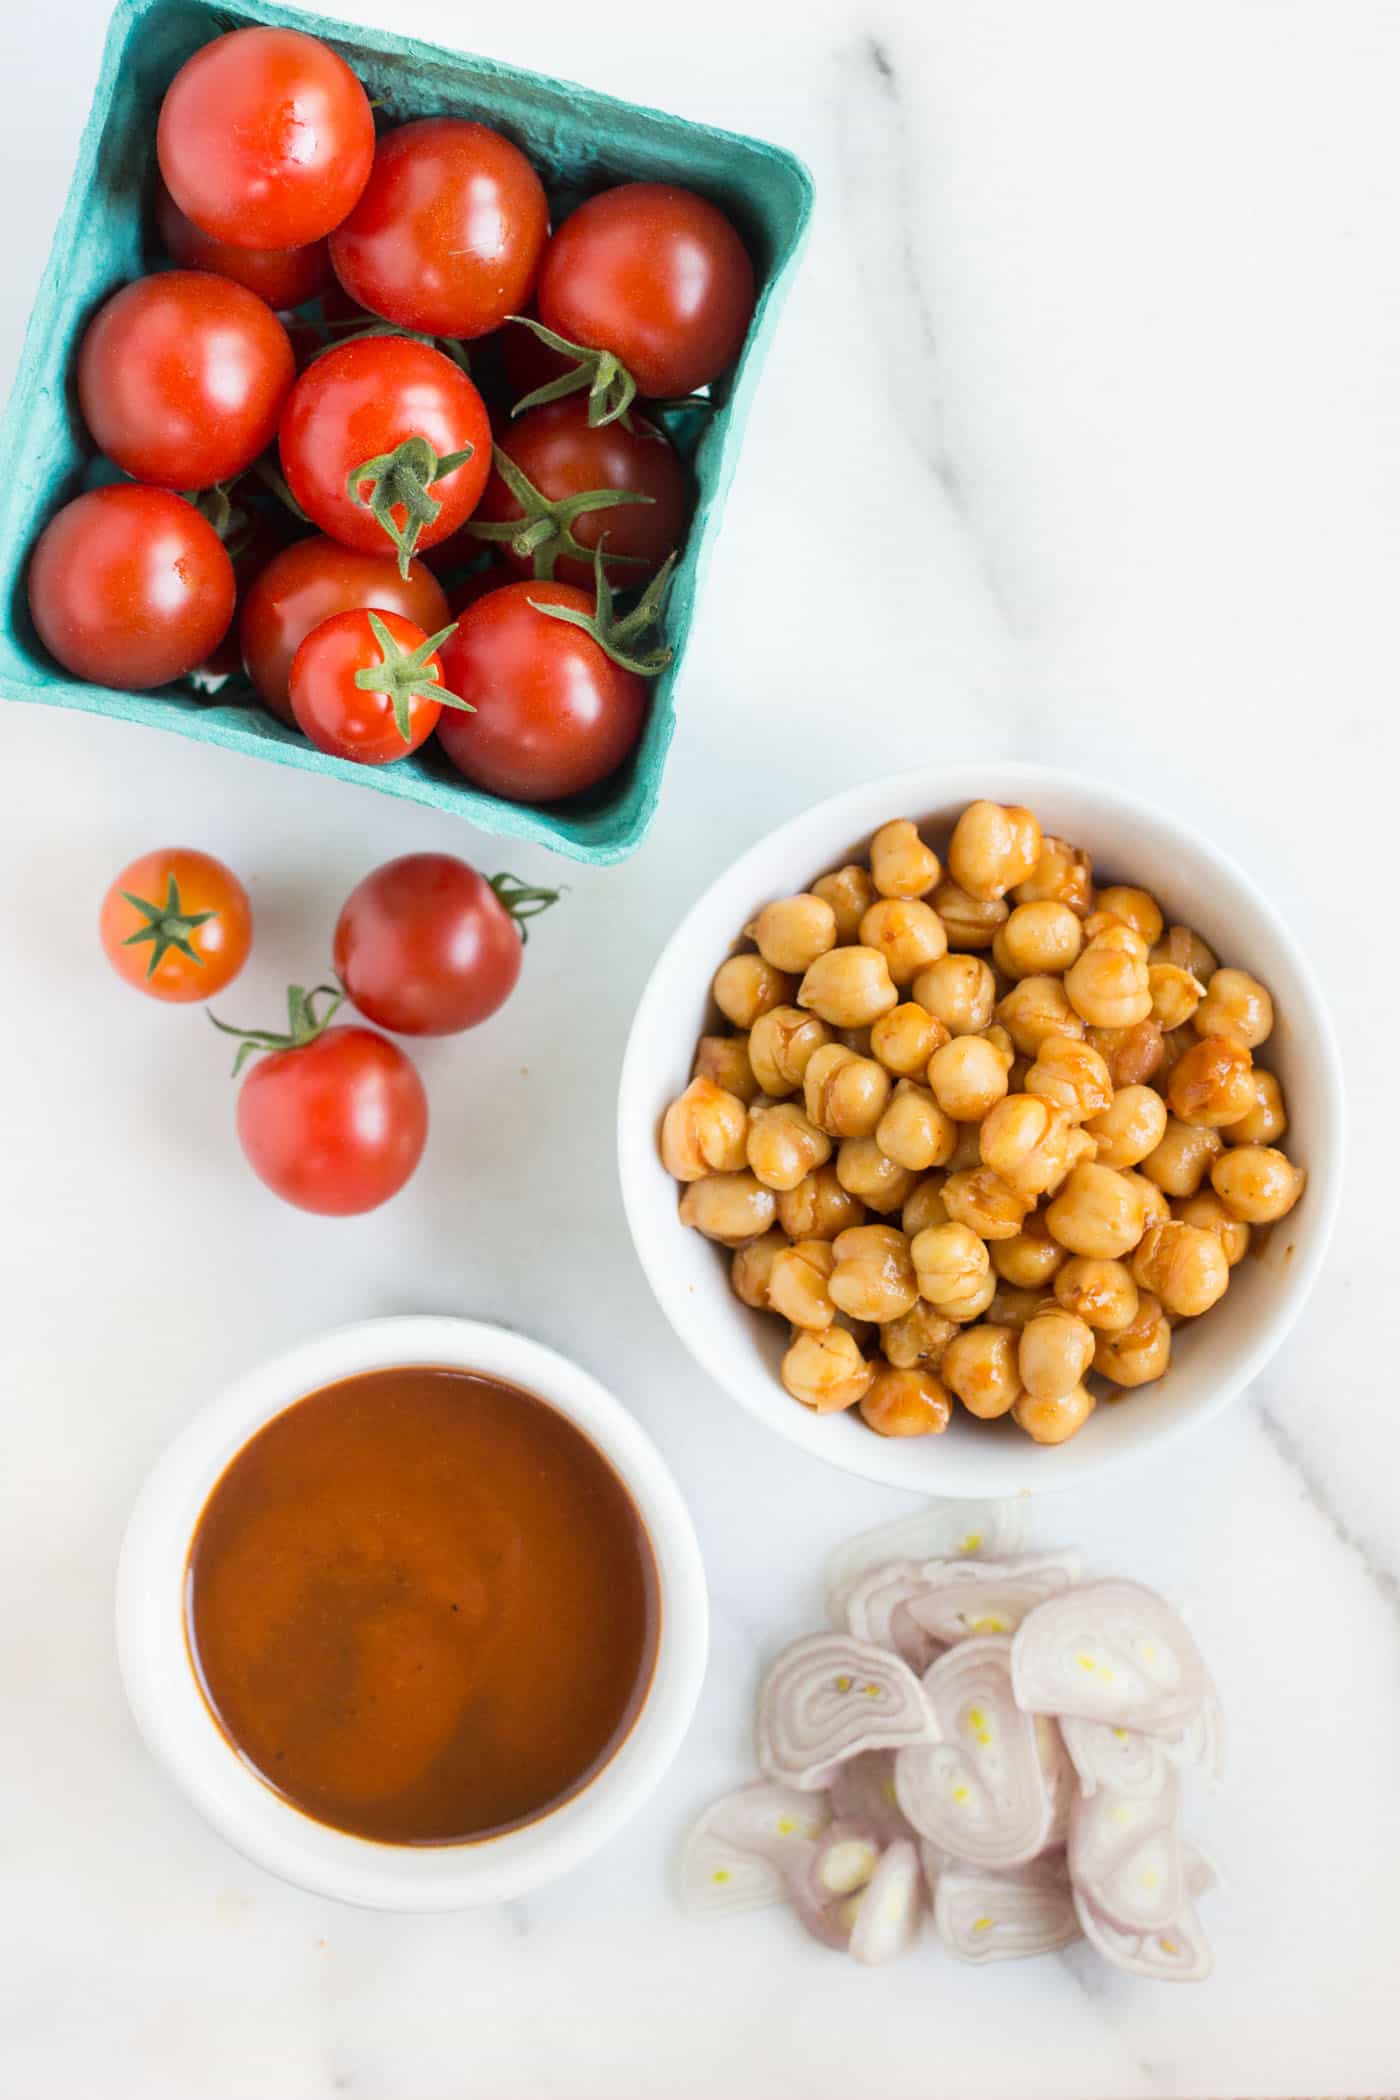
[619,763,1344,1497]
[116,1315,708,1910]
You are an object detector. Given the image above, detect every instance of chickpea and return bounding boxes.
[982,1023,1016,1061]
[1211,1145,1306,1224]
[942,1322,1022,1419]
[1054,1256,1139,1333]
[859,898,948,985]
[1196,968,1274,1050]
[1131,1220,1231,1317]
[1065,937,1152,1030]
[979,1095,1076,1198]
[928,1034,1011,1121]
[860,1364,952,1438]
[994,901,1084,980]
[768,1239,838,1329]
[694,1032,761,1105]
[1013,835,1093,917]
[1121,1169,1170,1234]
[1013,1383,1095,1445]
[948,800,1043,902]
[679,1171,777,1246]
[1140,1115,1223,1197]
[746,1101,832,1192]
[902,1175,950,1236]
[1086,1084,1167,1169]
[1024,1035,1113,1123]
[1045,1162,1148,1258]
[778,1163,866,1241]
[1224,1068,1288,1147]
[781,1327,873,1413]
[812,864,877,943]
[730,1229,788,1309]
[1150,924,1218,984]
[1094,885,1164,948]
[798,946,898,1029]
[1087,1019,1164,1087]
[990,1211,1066,1288]
[911,1221,991,1315]
[942,1165,1031,1240]
[803,1043,891,1138]
[931,881,1009,950]
[870,1001,949,1077]
[1148,964,1202,1031]
[876,1080,957,1172]
[988,1282,1044,1329]
[909,953,993,1037]
[881,1301,958,1371]
[997,975,1085,1057]
[713,953,796,1029]
[748,1006,833,1099]
[831,1223,919,1323]
[1167,1035,1256,1128]
[1094,1293,1171,1386]
[753,893,838,975]
[661,1075,750,1181]
[1019,1307,1095,1400]
[1172,1189,1251,1266]
[869,819,942,900]
[836,1137,921,1214]
[1082,919,1150,961]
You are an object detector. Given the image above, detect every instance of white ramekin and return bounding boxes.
[116,1315,708,1910]
[618,763,1344,1497]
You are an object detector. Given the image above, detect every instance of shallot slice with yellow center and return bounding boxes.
[679,1782,831,1917]
[935,1854,1080,1964]
[1011,1580,1207,1735]
[848,1838,925,1965]
[823,1501,1026,1626]
[1060,1716,1172,1800]
[757,1634,939,1791]
[836,1559,947,1674]
[904,1554,1082,1644]
[1072,1885,1213,1982]
[1067,1770,1185,1932]
[895,1636,1053,1869]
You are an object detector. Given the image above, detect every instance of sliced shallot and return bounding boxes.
[829,1750,917,1842]
[1011,1581,1207,1736]
[680,1828,790,1918]
[1164,1676,1227,1783]
[1035,1714,1074,1847]
[936,1854,1080,1964]
[1073,1885,1213,1982]
[679,1783,831,1917]
[904,1554,1081,1644]
[1068,1770,1185,1932]
[804,1820,884,1904]
[824,1501,1026,1624]
[757,1633,939,1791]
[895,1637,1052,1869]
[836,1559,947,1673]
[1060,1717,1171,1800]
[849,1838,925,1965]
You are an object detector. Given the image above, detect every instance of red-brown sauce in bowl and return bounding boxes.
[185,1365,659,1845]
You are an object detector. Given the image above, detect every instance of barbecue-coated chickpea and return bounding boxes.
[679,1171,777,1246]
[911,1221,991,1311]
[1150,924,1218,983]
[1013,835,1093,917]
[713,952,797,1029]
[1045,1162,1148,1258]
[942,1322,1022,1418]
[1094,1292,1172,1386]
[997,975,1085,1057]
[1019,1306,1095,1400]
[836,1137,921,1214]
[730,1229,787,1308]
[1210,1145,1306,1224]
[869,819,942,900]
[1024,1034,1113,1123]
[881,1301,958,1371]
[803,1042,891,1138]
[871,1001,949,1077]
[860,1364,952,1437]
[1054,1256,1139,1333]
[1065,937,1152,1029]
[1082,919,1150,961]
[1013,1382,1095,1444]
[753,893,839,975]
[1121,1169,1170,1233]
[988,1282,1044,1329]
[747,1101,832,1192]
[913,953,997,1036]
[798,945,899,1029]
[1131,1220,1230,1316]
[781,1326,873,1413]
[694,1032,761,1105]
[812,864,878,943]
[1223,1068,1288,1147]
[995,901,1084,980]
[979,1094,1076,1198]
[931,881,1009,950]
[1148,965,1202,1031]
[768,1239,838,1329]
[902,1174,950,1236]
[1172,1189,1251,1266]
[1094,885,1164,947]
[748,1006,833,1098]
[1195,967,1273,1050]
[1087,1019,1164,1087]
[830,1223,919,1323]
[990,1210,1066,1288]
[777,1162,866,1241]
[1082,1088,1162,1173]
[661,1076,750,1181]
[948,800,1043,902]
[1167,1035,1256,1128]
[859,898,948,985]
[942,1165,1031,1240]
[982,1023,1016,1061]
[928,1034,1011,1121]
[876,1080,957,1172]
[1140,1114,1223,1197]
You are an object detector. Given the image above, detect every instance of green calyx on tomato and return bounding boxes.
[119,874,217,980]
[529,542,678,678]
[487,871,565,943]
[466,444,654,582]
[209,980,345,1078]
[349,433,479,575]
[506,315,638,429]
[352,610,474,741]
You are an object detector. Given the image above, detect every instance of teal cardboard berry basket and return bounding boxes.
[0,0,812,864]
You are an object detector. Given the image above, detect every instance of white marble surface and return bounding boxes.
[1,1,1397,2093]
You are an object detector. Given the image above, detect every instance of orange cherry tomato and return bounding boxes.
[99,849,252,1002]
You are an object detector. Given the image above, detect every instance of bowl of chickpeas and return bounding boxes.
[617,765,1343,1494]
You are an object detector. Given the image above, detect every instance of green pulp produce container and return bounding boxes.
[0,0,813,864]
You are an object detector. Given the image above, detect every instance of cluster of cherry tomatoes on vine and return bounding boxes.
[28,24,758,806]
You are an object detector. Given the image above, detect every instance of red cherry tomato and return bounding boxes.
[279,337,491,566]
[474,398,690,587]
[154,179,331,309]
[240,535,449,724]
[99,847,252,1002]
[157,28,375,251]
[329,118,548,339]
[537,183,756,398]
[436,581,645,803]
[77,272,294,490]
[289,607,457,765]
[28,486,235,690]
[334,854,559,1035]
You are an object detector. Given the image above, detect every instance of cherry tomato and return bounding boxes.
[436,581,645,802]
[157,28,375,251]
[334,854,560,1034]
[154,179,331,310]
[28,486,235,690]
[329,118,548,339]
[289,607,457,765]
[99,848,252,1002]
[278,337,491,566]
[473,398,690,586]
[537,183,756,399]
[77,272,294,490]
[240,535,449,724]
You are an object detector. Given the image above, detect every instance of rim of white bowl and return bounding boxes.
[115,1315,708,1910]
[618,762,1345,1496]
